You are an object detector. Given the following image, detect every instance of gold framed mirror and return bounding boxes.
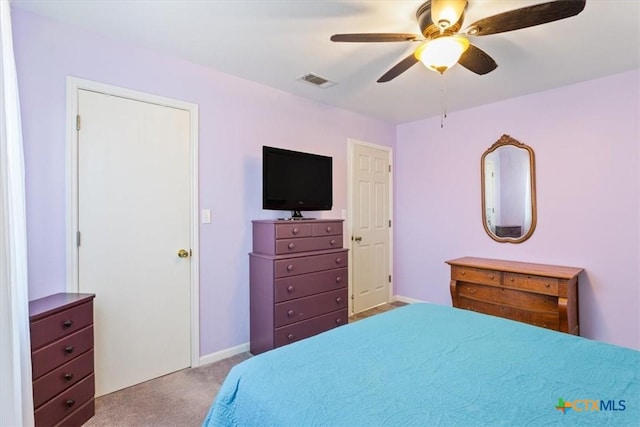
[481,134,536,243]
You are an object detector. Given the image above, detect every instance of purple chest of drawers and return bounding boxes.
[29,293,96,427]
[250,219,348,355]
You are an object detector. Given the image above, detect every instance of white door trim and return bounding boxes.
[346,138,394,314]
[65,76,201,368]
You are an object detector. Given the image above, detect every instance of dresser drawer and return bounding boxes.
[33,350,93,408]
[55,398,94,427]
[452,266,501,287]
[32,326,93,379]
[459,284,558,314]
[31,301,93,350]
[275,250,347,278]
[275,223,313,239]
[274,309,348,348]
[274,288,347,328]
[312,222,342,236]
[503,273,559,296]
[459,297,560,331]
[34,373,94,427]
[275,267,347,303]
[276,236,342,254]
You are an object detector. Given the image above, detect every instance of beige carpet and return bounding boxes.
[85,301,407,426]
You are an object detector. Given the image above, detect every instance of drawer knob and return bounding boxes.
[545,283,550,288]
[287,333,294,341]
[286,264,294,272]
[336,297,342,304]
[287,285,295,293]
[288,243,295,250]
[461,271,465,276]
[335,276,342,283]
[467,287,477,294]
[287,310,294,317]
[335,318,342,325]
[489,275,494,279]
[63,320,73,328]
[65,399,75,408]
[64,373,74,381]
[510,277,514,282]
[64,346,75,354]
[329,239,336,246]
[326,226,332,233]
[292,227,299,235]
[335,257,342,264]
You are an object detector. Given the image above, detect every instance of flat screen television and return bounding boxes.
[262,146,333,219]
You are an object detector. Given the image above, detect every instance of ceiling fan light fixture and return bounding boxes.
[431,0,466,29]
[415,35,469,74]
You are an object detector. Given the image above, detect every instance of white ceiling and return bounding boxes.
[12,0,640,124]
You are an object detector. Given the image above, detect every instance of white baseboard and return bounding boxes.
[392,295,426,304]
[198,342,250,366]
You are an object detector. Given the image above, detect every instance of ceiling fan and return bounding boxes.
[330,0,586,82]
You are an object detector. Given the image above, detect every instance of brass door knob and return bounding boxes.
[177,249,190,258]
[354,236,362,242]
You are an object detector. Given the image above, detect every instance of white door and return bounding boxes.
[77,89,191,396]
[350,141,391,313]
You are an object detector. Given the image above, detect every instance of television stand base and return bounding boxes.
[278,217,317,221]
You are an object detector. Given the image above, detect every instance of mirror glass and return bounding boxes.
[481,135,536,243]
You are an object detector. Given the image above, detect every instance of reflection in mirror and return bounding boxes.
[481,135,536,243]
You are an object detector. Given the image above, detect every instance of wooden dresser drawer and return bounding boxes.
[274,288,347,328]
[33,350,94,408]
[56,399,95,427]
[30,301,93,350]
[503,272,559,296]
[452,266,501,286]
[31,326,93,379]
[458,297,560,331]
[275,223,313,239]
[275,267,347,303]
[274,309,348,348]
[312,222,342,236]
[459,284,558,314]
[276,236,342,254]
[274,250,347,278]
[34,373,95,427]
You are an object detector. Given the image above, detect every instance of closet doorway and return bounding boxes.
[348,139,393,314]
[67,79,199,396]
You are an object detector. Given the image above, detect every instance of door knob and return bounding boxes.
[353,236,362,242]
[177,249,190,258]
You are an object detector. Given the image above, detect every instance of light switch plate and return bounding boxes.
[201,209,211,224]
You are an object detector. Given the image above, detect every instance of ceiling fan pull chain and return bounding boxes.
[440,74,448,128]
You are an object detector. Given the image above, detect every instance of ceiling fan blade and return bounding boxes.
[330,33,421,43]
[377,52,419,83]
[457,44,497,75]
[465,0,586,37]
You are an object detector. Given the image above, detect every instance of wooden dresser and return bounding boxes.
[29,293,96,427]
[447,257,583,335]
[250,219,348,355]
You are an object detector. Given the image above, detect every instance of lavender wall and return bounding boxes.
[395,70,640,350]
[11,9,396,356]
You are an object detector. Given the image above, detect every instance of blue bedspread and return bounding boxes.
[203,303,639,426]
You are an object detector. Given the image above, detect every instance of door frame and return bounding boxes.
[346,138,394,315]
[65,77,200,368]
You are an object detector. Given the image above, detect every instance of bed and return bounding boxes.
[203,303,639,426]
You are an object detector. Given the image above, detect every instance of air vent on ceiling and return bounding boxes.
[297,73,335,88]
